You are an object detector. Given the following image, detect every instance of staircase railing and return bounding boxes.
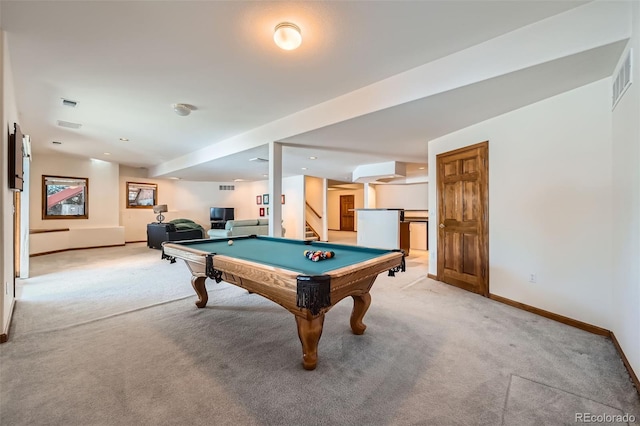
[305,222,321,241]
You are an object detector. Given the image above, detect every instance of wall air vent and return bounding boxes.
[612,49,632,110]
[57,120,82,129]
[219,185,235,191]
[62,99,77,107]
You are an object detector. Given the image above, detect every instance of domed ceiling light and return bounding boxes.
[274,22,302,50]
[173,103,193,116]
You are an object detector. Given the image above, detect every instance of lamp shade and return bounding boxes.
[153,204,168,214]
[274,23,302,50]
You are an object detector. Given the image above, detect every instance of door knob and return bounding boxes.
[439,223,445,228]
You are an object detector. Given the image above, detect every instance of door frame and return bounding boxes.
[436,141,489,296]
[14,191,20,279]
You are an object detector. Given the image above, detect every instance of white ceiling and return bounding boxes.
[0,1,626,183]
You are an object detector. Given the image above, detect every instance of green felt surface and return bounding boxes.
[175,236,395,275]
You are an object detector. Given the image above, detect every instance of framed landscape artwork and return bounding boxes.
[42,175,89,219]
[126,182,157,208]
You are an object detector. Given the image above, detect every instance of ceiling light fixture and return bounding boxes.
[309,156,317,160]
[274,22,302,50]
[119,137,129,142]
[172,103,192,116]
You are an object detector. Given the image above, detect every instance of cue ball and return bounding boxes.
[228,240,233,246]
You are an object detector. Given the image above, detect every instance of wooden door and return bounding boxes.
[436,141,488,296]
[340,195,354,231]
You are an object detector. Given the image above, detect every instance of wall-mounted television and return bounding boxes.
[210,207,234,222]
[8,123,24,192]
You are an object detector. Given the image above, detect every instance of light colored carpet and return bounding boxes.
[1,243,638,425]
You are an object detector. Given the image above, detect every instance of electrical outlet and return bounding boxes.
[529,273,537,283]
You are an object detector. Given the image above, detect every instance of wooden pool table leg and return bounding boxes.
[295,314,325,370]
[191,276,208,308]
[350,293,372,335]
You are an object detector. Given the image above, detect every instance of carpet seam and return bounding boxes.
[510,374,628,413]
[14,294,196,336]
[400,277,427,290]
[501,373,513,426]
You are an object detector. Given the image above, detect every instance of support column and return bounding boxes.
[322,178,328,241]
[363,183,376,208]
[268,142,283,237]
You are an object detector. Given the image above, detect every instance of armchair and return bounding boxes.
[147,220,204,250]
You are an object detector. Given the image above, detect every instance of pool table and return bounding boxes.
[162,235,405,370]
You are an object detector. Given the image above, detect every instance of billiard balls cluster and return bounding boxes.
[303,250,335,262]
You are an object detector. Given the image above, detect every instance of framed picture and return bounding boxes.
[126,182,157,208]
[259,207,265,217]
[263,194,269,205]
[281,194,285,204]
[267,207,270,215]
[256,195,262,205]
[42,175,89,219]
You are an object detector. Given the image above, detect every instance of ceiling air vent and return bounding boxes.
[219,185,235,191]
[612,49,632,110]
[61,98,77,107]
[57,120,82,129]
[249,157,268,163]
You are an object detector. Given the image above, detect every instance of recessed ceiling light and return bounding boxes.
[168,177,181,180]
[309,156,317,160]
[103,152,111,156]
[262,174,268,177]
[119,137,129,142]
[52,141,62,145]
[419,167,425,170]
[301,167,308,170]
[233,178,246,182]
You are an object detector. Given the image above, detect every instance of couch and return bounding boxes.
[147,219,205,249]
[207,218,284,238]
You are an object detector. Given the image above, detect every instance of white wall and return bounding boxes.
[1,30,19,335]
[327,188,363,230]
[610,0,640,382]
[29,154,124,254]
[429,78,614,329]
[375,183,428,210]
[119,166,180,242]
